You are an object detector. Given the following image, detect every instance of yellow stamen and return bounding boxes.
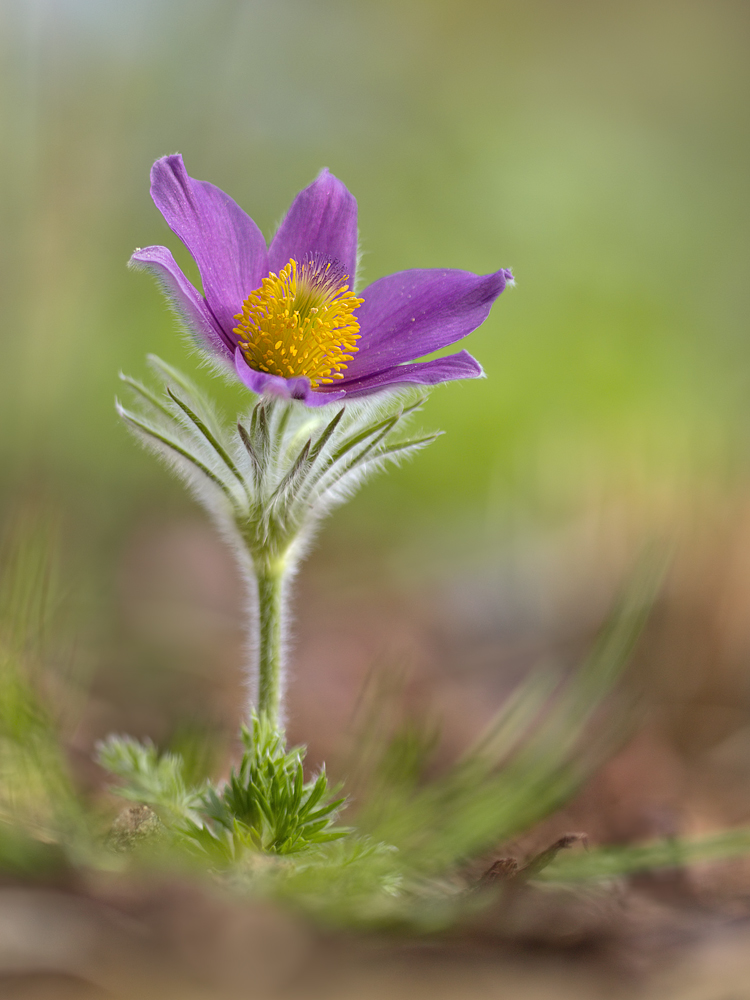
[233,257,363,388]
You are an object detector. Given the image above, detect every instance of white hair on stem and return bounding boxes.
[117,361,439,731]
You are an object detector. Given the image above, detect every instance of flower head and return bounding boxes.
[131,155,513,407]
[233,253,363,386]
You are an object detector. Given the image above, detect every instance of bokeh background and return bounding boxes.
[3,0,750,848]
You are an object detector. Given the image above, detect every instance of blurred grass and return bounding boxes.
[0,514,85,847]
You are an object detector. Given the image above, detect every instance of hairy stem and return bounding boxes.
[254,558,287,728]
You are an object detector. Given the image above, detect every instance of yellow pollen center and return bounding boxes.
[232,258,363,387]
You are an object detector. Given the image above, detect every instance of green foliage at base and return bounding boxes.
[206,713,349,854]
[97,713,349,864]
[96,735,206,825]
[2,520,750,931]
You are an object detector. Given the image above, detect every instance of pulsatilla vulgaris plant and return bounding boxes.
[101,155,514,867]
[37,156,750,925]
[0,155,745,935]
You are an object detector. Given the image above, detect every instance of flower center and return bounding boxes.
[233,254,363,387]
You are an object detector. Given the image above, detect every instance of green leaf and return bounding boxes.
[146,354,224,438]
[270,439,312,507]
[329,412,401,466]
[167,388,245,487]
[118,373,175,423]
[96,735,203,825]
[116,403,238,508]
[308,407,345,463]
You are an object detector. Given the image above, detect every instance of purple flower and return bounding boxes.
[131,155,513,407]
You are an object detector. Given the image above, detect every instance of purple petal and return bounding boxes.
[345,268,512,379]
[233,349,346,407]
[326,350,484,399]
[268,169,358,284]
[150,155,268,342]
[130,245,233,357]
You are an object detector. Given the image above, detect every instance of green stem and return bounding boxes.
[255,559,287,727]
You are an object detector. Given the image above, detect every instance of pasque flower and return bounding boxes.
[131,155,513,407]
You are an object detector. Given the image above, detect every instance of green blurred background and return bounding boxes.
[3,0,750,834]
